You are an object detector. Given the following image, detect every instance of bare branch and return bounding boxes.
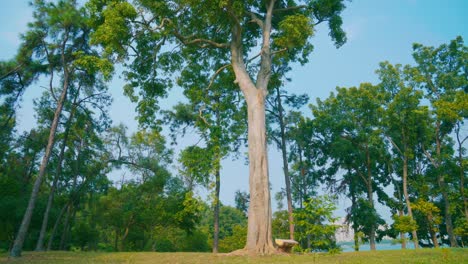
[247,11,263,28]
[42,40,59,102]
[0,64,23,81]
[273,5,307,13]
[385,135,404,159]
[198,105,210,126]
[173,31,229,49]
[207,64,231,91]
[421,144,438,168]
[74,92,107,107]
[271,48,288,56]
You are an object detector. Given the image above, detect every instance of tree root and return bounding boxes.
[227,246,286,256]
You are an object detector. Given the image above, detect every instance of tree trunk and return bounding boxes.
[398,209,407,249]
[455,124,468,220]
[428,213,439,248]
[22,152,38,194]
[47,203,68,251]
[59,205,72,250]
[213,161,221,253]
[435,123,457,247]
[353,230,359,251]
[10,73,69,257]
[275,86,294,240]
[439,177,457,247]
[350,187,359,252]
[243,89,275,254]
[402,157,419,249]
[365,146,376,251]
[35,105,76,251]
[212,104,221,253]
[229,0,276,254]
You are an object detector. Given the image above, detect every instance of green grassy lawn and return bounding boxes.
[1,248,467,264]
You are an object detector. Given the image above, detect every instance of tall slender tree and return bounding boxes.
[266,66,309,240]
[377,62,431,249]
[410,37,467,247]
[10,0,112,257]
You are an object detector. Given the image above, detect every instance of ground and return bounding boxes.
[1,248,466,263]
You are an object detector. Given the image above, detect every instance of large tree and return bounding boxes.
[377,62,430,249]
[90,0,347,254]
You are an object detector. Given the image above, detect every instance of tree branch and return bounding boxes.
[385,135,404,159]
[173,31,229,49]
[207,64,231,91]
[273,5,307,13]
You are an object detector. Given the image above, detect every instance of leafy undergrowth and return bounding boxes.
[1,248,466,264]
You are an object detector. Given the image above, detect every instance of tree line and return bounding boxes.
[0,0,466,257]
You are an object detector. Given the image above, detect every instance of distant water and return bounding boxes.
[338,241,416,252]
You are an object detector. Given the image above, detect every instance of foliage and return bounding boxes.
[392,215,418,234]
[294,195,340,252]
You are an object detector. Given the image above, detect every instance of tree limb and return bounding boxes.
[273,5,307,13]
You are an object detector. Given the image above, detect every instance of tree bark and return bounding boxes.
[244,89,275,254]
[275,86,294,240]
[10,70,69,257]
[402,157,419,249]
[228,0,276,254]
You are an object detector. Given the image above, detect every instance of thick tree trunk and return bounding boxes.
[275,86,294,240]
[35,106,76,251]
[402,158,419,249]
[229,0,276,254]
[243,90,276,254]
[10,74,69,257]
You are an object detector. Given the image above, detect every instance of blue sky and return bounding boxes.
[1,0,467,220]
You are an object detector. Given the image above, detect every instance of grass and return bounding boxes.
[1,248,467,264]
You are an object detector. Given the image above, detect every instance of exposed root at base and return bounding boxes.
[227,246,287,256]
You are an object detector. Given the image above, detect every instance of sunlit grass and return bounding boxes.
[1,248,466,264]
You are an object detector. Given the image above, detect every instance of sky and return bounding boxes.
[1,0,467,221]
